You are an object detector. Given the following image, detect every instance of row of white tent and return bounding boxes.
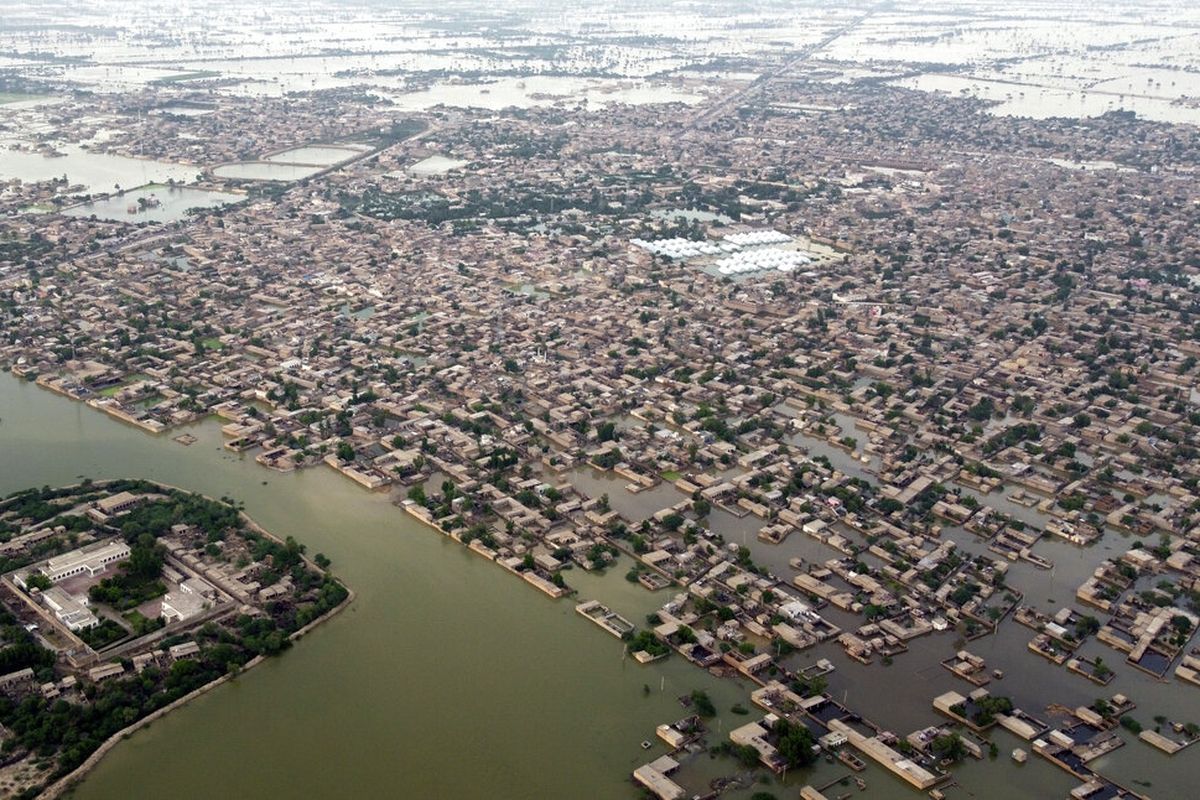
[723,230,793,247]
[629,237,736,259]
[715,247,812,275]
[630,230,795,261]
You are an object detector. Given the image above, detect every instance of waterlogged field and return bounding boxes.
[0,0,1192,123]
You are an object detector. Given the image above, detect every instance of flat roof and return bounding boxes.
[632,764,685,800]
[45,540,131,573]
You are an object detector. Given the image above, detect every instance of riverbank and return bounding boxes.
[0,477,353,800]
[42,572,356,800]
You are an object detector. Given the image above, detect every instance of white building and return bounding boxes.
[41,586,99,631]
[160,590,207,623]
[41,541,131,583]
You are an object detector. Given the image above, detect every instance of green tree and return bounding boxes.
[772,717,817,768]
[931,732,967,762]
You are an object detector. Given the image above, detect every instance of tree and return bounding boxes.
[967,398,995,421]
[931,732,967,762]
[733,743,761,768]
[1120,716,1143,733]
[593,448,622,469]
[24,573,51,591]
[690,689,716,717]
[336,441,355,462]
[772,718,817,768]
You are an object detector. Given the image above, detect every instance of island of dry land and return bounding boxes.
[0,479,351,799]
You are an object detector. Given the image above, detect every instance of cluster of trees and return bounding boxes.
[88,534,167,611]
[0,627,253,783]
[968,695,1014,727]
[1,484,105,527]
[771,717,817,769]
[930,732,967,762]
[0,611,55,679]
[967,397,996,421]
[626,630,669,658]
[0,544,348,787]
[116,490,241,542]
[79,619,127,650]
[592,449,623,469]
[689,689,716,717]
[350,179,648,226]
[984,419,1041,455]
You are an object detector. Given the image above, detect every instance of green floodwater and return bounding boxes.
[0,372,1194,800]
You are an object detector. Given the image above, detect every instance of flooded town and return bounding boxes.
[0,1,1199,799]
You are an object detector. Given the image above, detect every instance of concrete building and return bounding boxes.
[41,540,131,583]
[632,756,685,800]
[40,586,100,631]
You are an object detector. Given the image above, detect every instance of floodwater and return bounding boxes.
[61,186,244,223]
[212,162,324,182]
[0,366,1194,798]
[153,106,216,118]
[408,155,468,175]
[0,145,202,193]
[893,73,1200,126]
[263,145,369,166]
[0,373,750,800]
[560,418,1200,799]
[384,76,704,111]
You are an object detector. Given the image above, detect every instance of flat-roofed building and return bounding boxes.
[41,586,99,631]
[0,668,35,688]
[88,662,125,682]
[41,541,131,583]
[95,492,143,516]
[632,756,685,800]
[168,641,200,660]
[161,590,207,623]
[827,719,940,790]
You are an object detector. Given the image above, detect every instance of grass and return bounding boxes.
[662,470,682,481]
[200,337,223,351]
